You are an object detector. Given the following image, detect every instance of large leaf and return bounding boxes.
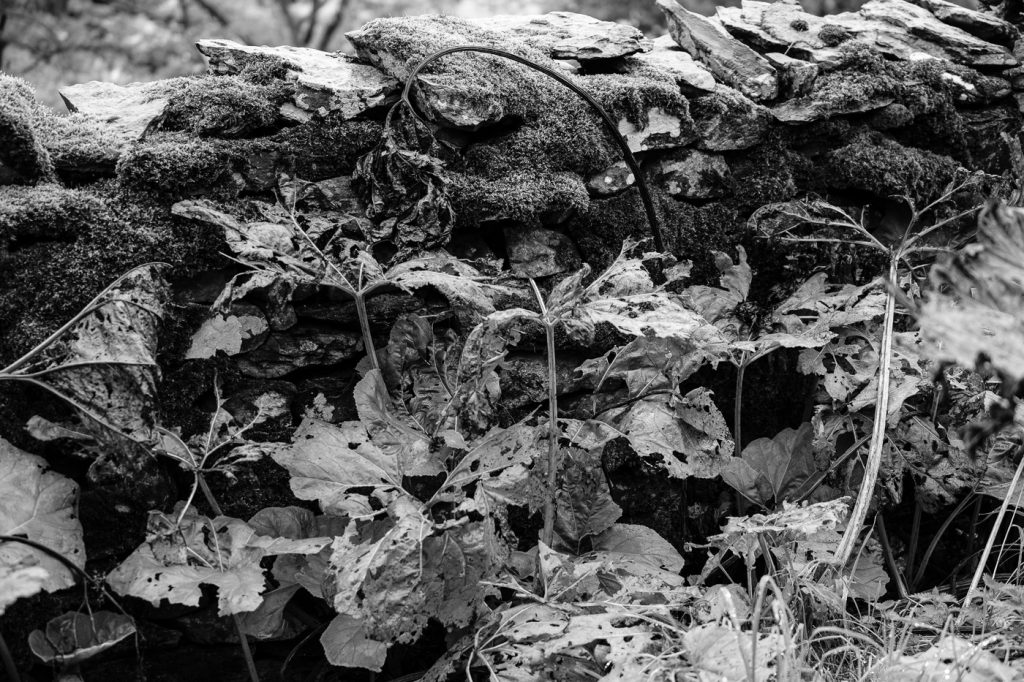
[0,564,49,615]
[0,437,84,591]
[592,523,685,573]
[553,448,622,555]
[682,623,784,682]
[262,510,349,599]
[354,369,439,476]
[707,499,849,562]
[5,265,167,443]
[107,506,330,616]
[320,614,389,672]
[328,495,501,647]
[873,635,1018,681]
[682,247,751,335]
[605,388,734,479]
[919,204,1024,380]
[721,422,818,506]
[272,418,405,515]
[386,253,521,323]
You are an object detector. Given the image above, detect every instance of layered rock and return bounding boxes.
[0,3,1021,546]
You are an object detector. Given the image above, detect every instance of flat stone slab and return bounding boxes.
[718,0,1016,69]
[195,39,397,121]
[628,35,717,94]
[658,0,778,102]
[59,81,168,144]
[470,12,647,60]
[859,0,1017,68]
[907,0,1017,45]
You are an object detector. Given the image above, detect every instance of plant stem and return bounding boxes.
[0,630,21,682]
[541,317,559,548]
[961,449,1024,617]
[234,614,261,682]
[354,292,380,372]
[195,476,259,682]
[835,259,898,567]
[734,356,747,453]
[529,279,560,548]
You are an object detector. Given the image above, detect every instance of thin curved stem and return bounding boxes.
[399,45,663,252]
[835,258,898,566]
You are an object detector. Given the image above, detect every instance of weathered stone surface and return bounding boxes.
[689,84,772,151]
[627,35,717,94]
[718,0,1016,68]
[236,325,362,378]
[908,0,1017,45]
[195,39,397,120]
[859,0,1017,67]
[617,106,697,152]
[771,90,894,123]
[764,52,818,98]
[470,12,647,61]
[657,149,731,199]
[658,0,778,102]
[587,161,636,197]
[413,75,506,130]
[715,3,843,66]
[59,81,168,147]
[505,226,582,278]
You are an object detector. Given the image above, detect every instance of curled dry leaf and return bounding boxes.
[28,611,136,668]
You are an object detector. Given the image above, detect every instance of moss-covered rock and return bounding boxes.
[34,113,123,182]
[160,75,289,138]
[117,133,243,200]
[447,170,589,228]
[825,130,961,201]
[0,75,55,185]
[0,184,103,249]
[0,184,222,361]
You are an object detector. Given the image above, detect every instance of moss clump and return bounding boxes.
[790,18,809,31]
[825,131,960,201]
[447,170,589,228]
[34,113,123,181]
[161,75,289,138]
[255,116,382,181]
[117,133,241,200]
[0,184,103,249]
[0,75,55,184]
[0,184,223,361]
[725,137,798,212]
[819,24,853,46]
[236,54,292,85]
[349,15,556,122]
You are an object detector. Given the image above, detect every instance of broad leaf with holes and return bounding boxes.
[0,438,84,591]
[107,505,330,616]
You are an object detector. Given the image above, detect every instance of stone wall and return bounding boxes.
[0,0,1022,593]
